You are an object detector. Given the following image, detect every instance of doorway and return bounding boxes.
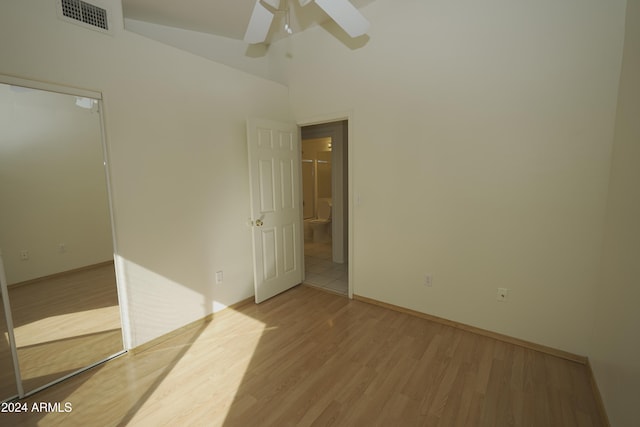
[300,120,349,296]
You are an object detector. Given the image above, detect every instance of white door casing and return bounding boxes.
[247,119,303,303]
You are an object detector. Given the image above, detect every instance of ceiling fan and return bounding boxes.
[244,0,370,44]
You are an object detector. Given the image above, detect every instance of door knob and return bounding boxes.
[255,219,264,227]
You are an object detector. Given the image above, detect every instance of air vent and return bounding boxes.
[57,0,113,35]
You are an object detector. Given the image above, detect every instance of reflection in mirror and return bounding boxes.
[0,83,123,395]
[0,282,18,400]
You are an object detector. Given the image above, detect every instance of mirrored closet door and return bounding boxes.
[0,80,124,399]
[0,271,19,399]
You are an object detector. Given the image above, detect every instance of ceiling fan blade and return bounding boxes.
[314,0,370,38]
[244,0,275,44]
[263,0,281,9]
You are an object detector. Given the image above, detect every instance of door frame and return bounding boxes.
[298,112,354,299]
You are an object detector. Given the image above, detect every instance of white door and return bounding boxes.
[247,119,303,303]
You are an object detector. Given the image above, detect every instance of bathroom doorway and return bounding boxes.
[301,121,348,296]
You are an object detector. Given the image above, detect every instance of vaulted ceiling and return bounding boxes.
[122,0,376,43]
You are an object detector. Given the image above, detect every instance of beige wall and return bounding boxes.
[590,1,640,425]
[0,0,292,348]
[0,84,113,284]
[276,0,627,355]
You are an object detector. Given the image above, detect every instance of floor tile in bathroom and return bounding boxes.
[304,241,348,295]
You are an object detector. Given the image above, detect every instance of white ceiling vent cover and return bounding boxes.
[57,0,113,35]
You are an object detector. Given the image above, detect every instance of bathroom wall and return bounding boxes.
[302,138,332,218]
[301,161,315,219]
[316,151,332,202]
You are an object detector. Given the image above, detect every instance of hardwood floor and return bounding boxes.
[1,285,603,426]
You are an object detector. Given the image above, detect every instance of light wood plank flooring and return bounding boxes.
[1,285,603,426]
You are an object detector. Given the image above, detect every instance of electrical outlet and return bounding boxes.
[215,271,223,284]
[20,250,29,260]
[497,288,508,302]
[424,274,433,287]
[58,243,67,253]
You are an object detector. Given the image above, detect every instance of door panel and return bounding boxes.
[282,224,296,273]
[259,160,276,213]
[261,228,278,281]
[247,119,302,303]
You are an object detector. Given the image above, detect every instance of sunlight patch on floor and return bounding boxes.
[126,309,266,425]
[13,306,121,347]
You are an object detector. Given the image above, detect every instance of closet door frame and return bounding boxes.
[0,74,129,399]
